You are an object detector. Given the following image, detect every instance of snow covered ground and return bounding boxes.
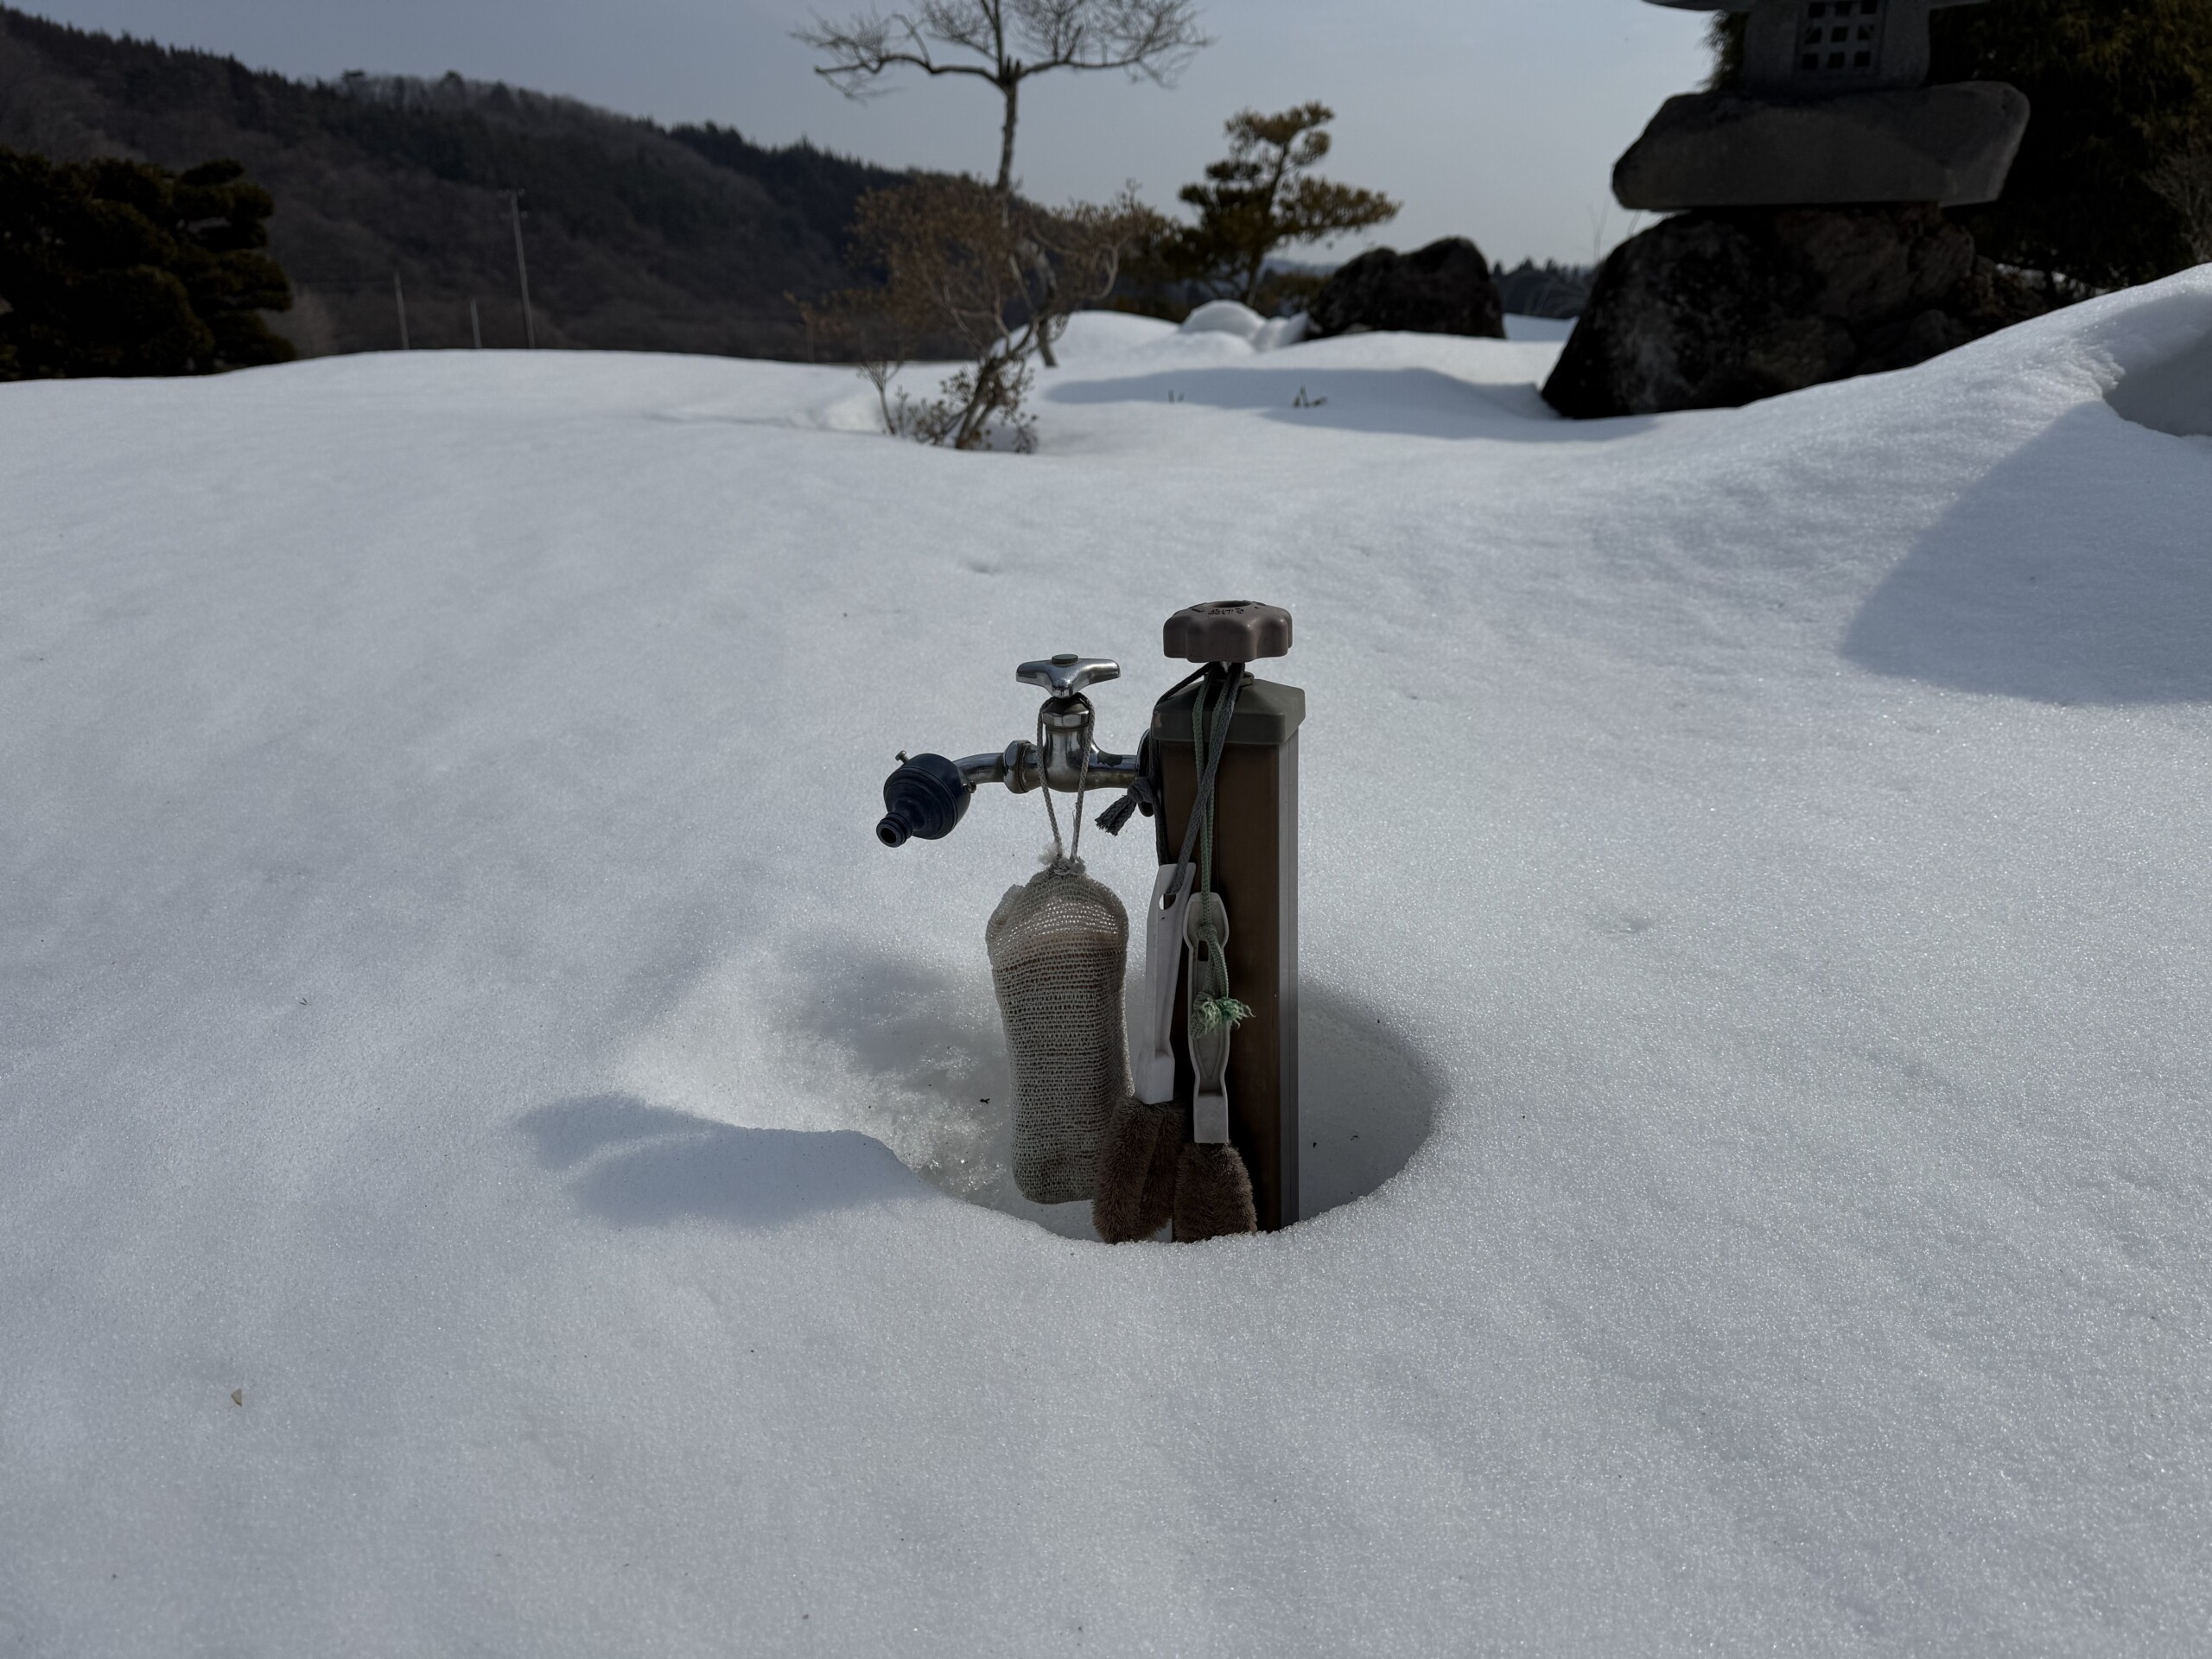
[4,272,2210,1656]
[1504,312,1579,342]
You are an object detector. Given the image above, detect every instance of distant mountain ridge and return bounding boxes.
[0,6,912,358]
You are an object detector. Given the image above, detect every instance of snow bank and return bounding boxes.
[3,273,2210,1656]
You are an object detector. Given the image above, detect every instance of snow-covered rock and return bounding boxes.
[1177,298,1310,352]
[1179,297,1270,338]
[4,271,2210,1656]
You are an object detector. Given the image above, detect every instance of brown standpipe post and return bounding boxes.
[1152,602,1304,1232]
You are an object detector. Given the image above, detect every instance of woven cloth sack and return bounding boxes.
[986,862,1132,1205]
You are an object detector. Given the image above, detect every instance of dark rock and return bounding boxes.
[1306,238,1505,340]
[1541,205,2050,420]
[1614,84,2031,212]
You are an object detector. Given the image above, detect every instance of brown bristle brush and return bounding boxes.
[1173,1142,1257,1241]
[1091,1096,1182,1243]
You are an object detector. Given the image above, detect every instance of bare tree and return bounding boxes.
[797,1,1208,199]
[2148,140,2212,267]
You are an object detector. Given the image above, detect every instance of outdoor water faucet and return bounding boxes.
[875,652,1146,847]
[872,601,1305,1234]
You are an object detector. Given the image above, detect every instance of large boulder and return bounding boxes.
[1541,204,2048,420]
[1306,238,1505,340]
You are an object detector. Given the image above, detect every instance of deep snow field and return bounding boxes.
[4,273,2211,1656]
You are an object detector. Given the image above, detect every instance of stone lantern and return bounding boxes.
[1615,0,2031,210]
[1541,0,2047,421]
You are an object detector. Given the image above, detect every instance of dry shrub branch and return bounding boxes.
[802,176,1159,451]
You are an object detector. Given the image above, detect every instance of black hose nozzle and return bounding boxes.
[877,753,971,848]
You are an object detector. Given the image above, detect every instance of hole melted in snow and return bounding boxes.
[603,944,1439,1243]
[794,959,1440,1242]
[2107,328,2212,440]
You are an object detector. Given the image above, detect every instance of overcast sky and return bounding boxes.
[21,0,1718,264]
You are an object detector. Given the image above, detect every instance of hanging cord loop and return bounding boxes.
[1037,693,1096,874]
[1185,667,1251,1042]
[1179,665,1249,1147]
[1168,664,1241,907]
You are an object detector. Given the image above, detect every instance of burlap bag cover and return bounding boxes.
[986,864,1132,1205]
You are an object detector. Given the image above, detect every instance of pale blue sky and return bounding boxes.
[20,0,1716,264]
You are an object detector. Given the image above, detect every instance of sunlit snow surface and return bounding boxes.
[4,274,2211,1656]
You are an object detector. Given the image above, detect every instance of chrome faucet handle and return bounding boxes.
[1016,654,1120,699]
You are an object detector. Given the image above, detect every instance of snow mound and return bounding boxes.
[1844,276,2212,702]
[4,270,2211,1655]
[1179,298,1312,351]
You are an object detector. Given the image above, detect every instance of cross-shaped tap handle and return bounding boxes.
[1016,654,1120,698]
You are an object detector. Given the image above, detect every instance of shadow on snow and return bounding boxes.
[518,971,1443,1240]
[517,1098,926,1230]
[1047,364,1656,443]
[1843,403,2212,704]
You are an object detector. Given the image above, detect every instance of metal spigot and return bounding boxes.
[876,653,1146,848]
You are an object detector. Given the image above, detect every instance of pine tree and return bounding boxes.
[0,150,295,378]
[1151,103,1399,308]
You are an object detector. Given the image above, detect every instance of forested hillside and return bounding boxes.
[0,6,910,357]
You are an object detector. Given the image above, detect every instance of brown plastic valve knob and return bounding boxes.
[1162,601,1293,664]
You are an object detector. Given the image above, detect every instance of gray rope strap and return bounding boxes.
[1037,694,1096,874]
[1130,666,1241,1109]
[1182,670,1249,1143]
[1168,668,1241,904]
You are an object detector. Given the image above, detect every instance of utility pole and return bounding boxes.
[504,189,536,349]
[469,298,483,350]
[393,270,410,350]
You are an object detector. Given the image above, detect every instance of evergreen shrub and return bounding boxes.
[0,149,295,378]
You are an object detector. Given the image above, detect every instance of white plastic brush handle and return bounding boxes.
[1133,864,1192,1106]
[1184,891,1233,1145]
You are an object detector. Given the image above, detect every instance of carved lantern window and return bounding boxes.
[1796,0,1889,83]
